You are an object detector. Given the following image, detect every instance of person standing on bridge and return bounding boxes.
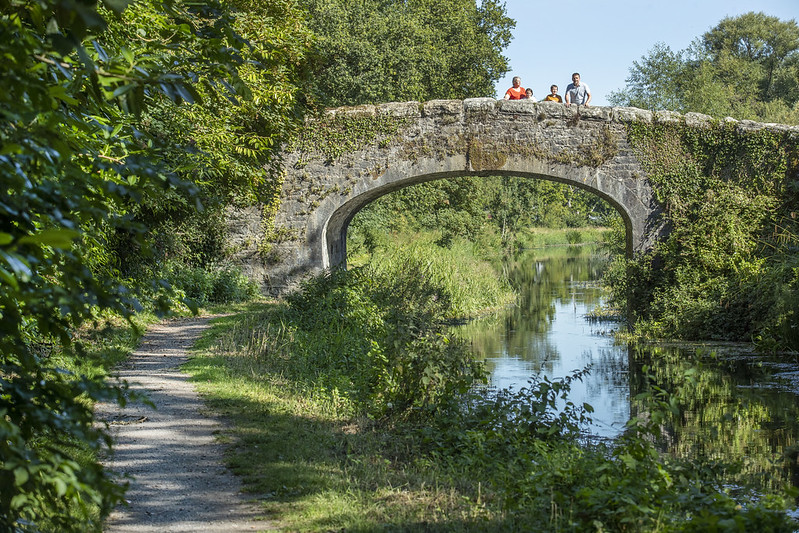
[544,84,563,102]
[503,76,526,100]
[565,73,591,107]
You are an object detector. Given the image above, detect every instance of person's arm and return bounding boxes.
[584,85,592,107]
[503,89,511,100]
[564,87,571,106]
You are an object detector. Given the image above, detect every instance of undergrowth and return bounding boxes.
[186,266,797,531]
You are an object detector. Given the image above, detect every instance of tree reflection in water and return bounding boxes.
[456,245,799,495]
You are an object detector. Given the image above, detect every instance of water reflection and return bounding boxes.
[458,246,630,437]
[456,245,799,494]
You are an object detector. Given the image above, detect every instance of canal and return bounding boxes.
[456,244,799,498]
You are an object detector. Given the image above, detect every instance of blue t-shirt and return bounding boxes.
[566,82,590,105]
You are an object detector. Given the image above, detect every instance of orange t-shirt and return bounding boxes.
[505,86,526,100]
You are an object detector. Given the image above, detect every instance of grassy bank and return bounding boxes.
[186,306,479,530]
[349,232,515,319]
[183,268,796,532]
[516,226,615,249]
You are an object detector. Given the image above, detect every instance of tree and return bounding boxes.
[0,0,278,528]
[610,12,799,124]
[99,0,313,277]
[302,0,515,107]
[702,11,799,100]
[607,42,686,111]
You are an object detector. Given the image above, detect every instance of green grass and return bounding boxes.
[181,284,796,532]
[185,305,493,531]
[516,226,614,248]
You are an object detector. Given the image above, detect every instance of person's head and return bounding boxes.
[525,88,533,98]
[571,73,581,85]
[550,84,558,94]
[512,76,521,87]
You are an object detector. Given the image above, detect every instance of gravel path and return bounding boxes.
[99,317,270,533]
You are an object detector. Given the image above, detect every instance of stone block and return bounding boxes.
[684,112,714,128]
[464,97,499,115]
[377,101,422,118]
[422,99,463,117]
[575,105,612,122]
[612,107,653,123]
[654,110,683,124]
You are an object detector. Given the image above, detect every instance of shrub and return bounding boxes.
[284,265,486,419]
[565,229,582,244]
[164,262,260,306]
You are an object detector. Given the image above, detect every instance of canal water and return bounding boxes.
[456,244,799,497]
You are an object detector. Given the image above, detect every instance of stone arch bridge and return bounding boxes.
[226,98,780,293]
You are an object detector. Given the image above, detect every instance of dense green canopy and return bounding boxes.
[303,0,514,106]
[0,0,515,528]
[609,12,799,124]
[0,0,310,528]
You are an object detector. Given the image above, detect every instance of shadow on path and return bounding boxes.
[98,317,271,533]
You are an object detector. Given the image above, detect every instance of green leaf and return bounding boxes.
[53,478,68,497]
[13,467,29,486]
[10,494,28,509]
[0,266,19,289]
[112,83,138,99]
[121,46,134,64]
[18,229,80,249]
[0,250,32,279]
[0,143,23,155]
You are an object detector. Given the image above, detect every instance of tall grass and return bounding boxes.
[516,226,614,249]
[367,239,514,320]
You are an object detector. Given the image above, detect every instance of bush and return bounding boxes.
[284,265,486,419]
[565,230,582,244]
[613,121,799,349]
[165,262,260,306]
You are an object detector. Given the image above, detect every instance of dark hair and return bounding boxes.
[572,72,580,78]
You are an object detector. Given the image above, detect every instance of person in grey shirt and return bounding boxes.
[565,72,592,107]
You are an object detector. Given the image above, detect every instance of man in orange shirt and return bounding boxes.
[503,76,525,100]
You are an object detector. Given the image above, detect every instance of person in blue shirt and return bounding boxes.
[565,73,592,107]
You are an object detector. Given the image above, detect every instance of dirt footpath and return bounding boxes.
[99,317,271,533]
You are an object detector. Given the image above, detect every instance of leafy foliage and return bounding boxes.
[607,119,799,347]
[303,0,514,107]
[195,285,797,530]
[609,12,799,124]
[284,263,487,419]
[99,0,312,278]
[0,0,271,528]
[349,175,618,256]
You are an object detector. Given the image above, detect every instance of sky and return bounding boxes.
[493,1,798,106]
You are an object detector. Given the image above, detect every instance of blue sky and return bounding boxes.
[494,1,798,106]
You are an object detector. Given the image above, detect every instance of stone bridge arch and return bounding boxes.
[324,163,646,270]
[239,98,685,293]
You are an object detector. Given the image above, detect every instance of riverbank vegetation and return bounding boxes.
[606,11,799,349]
[602,108,799,350]
[184,272,797,531]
